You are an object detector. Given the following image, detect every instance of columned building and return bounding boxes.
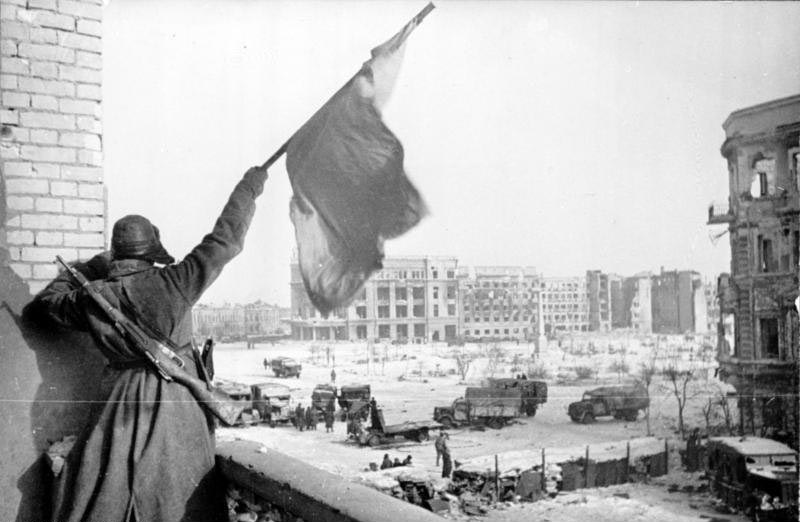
[708,94,799,441]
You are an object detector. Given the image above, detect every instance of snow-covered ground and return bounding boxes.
[213,335,744,521]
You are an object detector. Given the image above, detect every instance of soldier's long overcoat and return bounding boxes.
[27,167,268,522]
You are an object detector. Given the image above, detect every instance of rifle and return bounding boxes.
[55,255,244,426]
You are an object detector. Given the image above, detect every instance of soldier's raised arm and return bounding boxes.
[162,165,269,305]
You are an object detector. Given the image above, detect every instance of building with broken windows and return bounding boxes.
[586,270,613,332]
[650,268,708,334]
[289,256,460,343]
[192,301,284,340]
[708,94,800,439]
[458,266,542,341]
[540,276,590,334]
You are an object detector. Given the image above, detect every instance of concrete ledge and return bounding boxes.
[216,440,443,522]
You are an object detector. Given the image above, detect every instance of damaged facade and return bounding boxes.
[709,94,800,442]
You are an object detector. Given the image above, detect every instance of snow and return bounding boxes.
[708,436,797,456]
[212,334,743,521]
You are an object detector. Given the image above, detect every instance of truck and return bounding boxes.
[215,380,293,427]
[337,384,371,420]
[487,378,548,417]
[567,383,649,423]
[357,408,442,446]
[311,383,337,414]
[270,356,302,378]
[705,437,798,522]
[433,387,523,429]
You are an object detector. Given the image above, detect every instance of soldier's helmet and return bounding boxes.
[111,214,175,265]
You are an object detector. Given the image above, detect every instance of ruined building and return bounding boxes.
[708,94,800,440]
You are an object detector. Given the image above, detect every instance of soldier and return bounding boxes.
[24,165,270,522]
[380,454,392,470]
[434,428,449,466]
[441,435,453,478]
[331,367,336,384]
[324,408,335,433]
[295,403,305,431]
[305,405,315,431]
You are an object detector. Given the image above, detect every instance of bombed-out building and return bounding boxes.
[289,256,460,343]
[708,94,800,440]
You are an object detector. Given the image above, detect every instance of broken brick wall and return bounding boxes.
[0,1,107,520]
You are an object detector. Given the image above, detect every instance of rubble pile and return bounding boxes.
[226,486,302,522]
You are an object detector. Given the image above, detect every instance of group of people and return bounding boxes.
[380,454,413,469]
[293,403,336,432]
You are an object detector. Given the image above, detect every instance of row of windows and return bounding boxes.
[372,268,457,281]
[465,315,533,323]
[545,314,587,322]
[470,327,529,336]
[357,304,457,319]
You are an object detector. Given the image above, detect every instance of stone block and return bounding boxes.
[63,198,103,215]
[6,177,49,194]
[20,144,76,163]
[50,180,77,196]
[21,213,77,230]
[18,42,75,64]
[35,197,63,212]
[20,111,75,129]
[35,231,63,246]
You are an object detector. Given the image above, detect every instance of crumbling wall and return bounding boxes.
[0,1,107,519]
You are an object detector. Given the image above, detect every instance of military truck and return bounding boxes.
[215,380,293,427]
[311,383,337,414]
[487,378,548,417]
[338,384,371,420]
[358,408,442,446]
[433,387,522,429]
[270,356,302,378]
[567,383,649,423]
[705,437,798,521]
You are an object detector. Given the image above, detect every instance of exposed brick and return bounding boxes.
[78,216,103,231]
[9,263,32,279]
[6,229,34,245]
[1,109,20,124]
[6,216,21,228]
[6,177,48,194]
[1,39,18,56]
[0,56,30,74]
[18,77,75,96]
[7,246,21,261]
[30,27,58,44]
[63,231,103,247]
[35,231,63,246]
[64,198,102,215]
[0,142,20,159]
[77,182,103,199]
[8,126,30,142]
[1,4,18,20]
[20,144,75,163]
[2,21,29,40]
[50,180,77,196]
[61,165,101,181]
[25,10,75,31]
[60,131,101,150]
[20,111,75,130]
[57,31,100,52]
[30,128,58,144]
[21,246,77,262]
[21,213,77,230]
[2,91,30,108]
[31,162,60,178]
[31,94,58,110]
[18,42,75,64]
[28,0,58,10]
[58,0,102,21]
[28,280,48,294]
[2,161,32,176]
[35,197,63,212]
[31,61,58,79]
[58,64,100,84]
[1,74,18,89]
[33,262,58,280]
[76,19,101,37]
[76,83,101,100]
[4,0,28,5]
[59,98,98,116]
[76,116,101,133]
[77,149,101,166]
[6,195,34,211]
[75,50,101,70]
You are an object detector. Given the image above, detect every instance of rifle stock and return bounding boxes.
[55,256,244,426]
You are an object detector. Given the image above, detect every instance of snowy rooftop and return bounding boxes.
[708,437,797,456]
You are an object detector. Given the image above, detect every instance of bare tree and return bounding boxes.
[455,354,472,383]
[638,347,659,436]
[484,344,503,378]
[717,389,736,435]
[609,356,630,383]
[701,396,716,435]
[662,363,695,440]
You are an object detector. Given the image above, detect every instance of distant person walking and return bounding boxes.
[324,409,335,433]
[295,403,304,431]
[263,357,269,372]
[330,368,337,384]
[434,429,449,466]
[441,435,453,478]
[305,406,316,431]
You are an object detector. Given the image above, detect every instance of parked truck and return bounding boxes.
[337,384,371,420]
[270,356,302,378]
[487,378,548,416]
[311,383,337,414]
[215,380,293,427]
[357,408,442,446]
[433,387,522,429]
[567,383,649,423]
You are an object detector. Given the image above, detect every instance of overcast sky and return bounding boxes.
[103,1,800,306]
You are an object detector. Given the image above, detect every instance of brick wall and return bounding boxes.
[0,1,107,520]
[1,0,105,294]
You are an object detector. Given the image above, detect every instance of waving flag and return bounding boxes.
[286,3,434,316]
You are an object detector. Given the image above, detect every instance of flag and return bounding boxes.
[286,3,434,316]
